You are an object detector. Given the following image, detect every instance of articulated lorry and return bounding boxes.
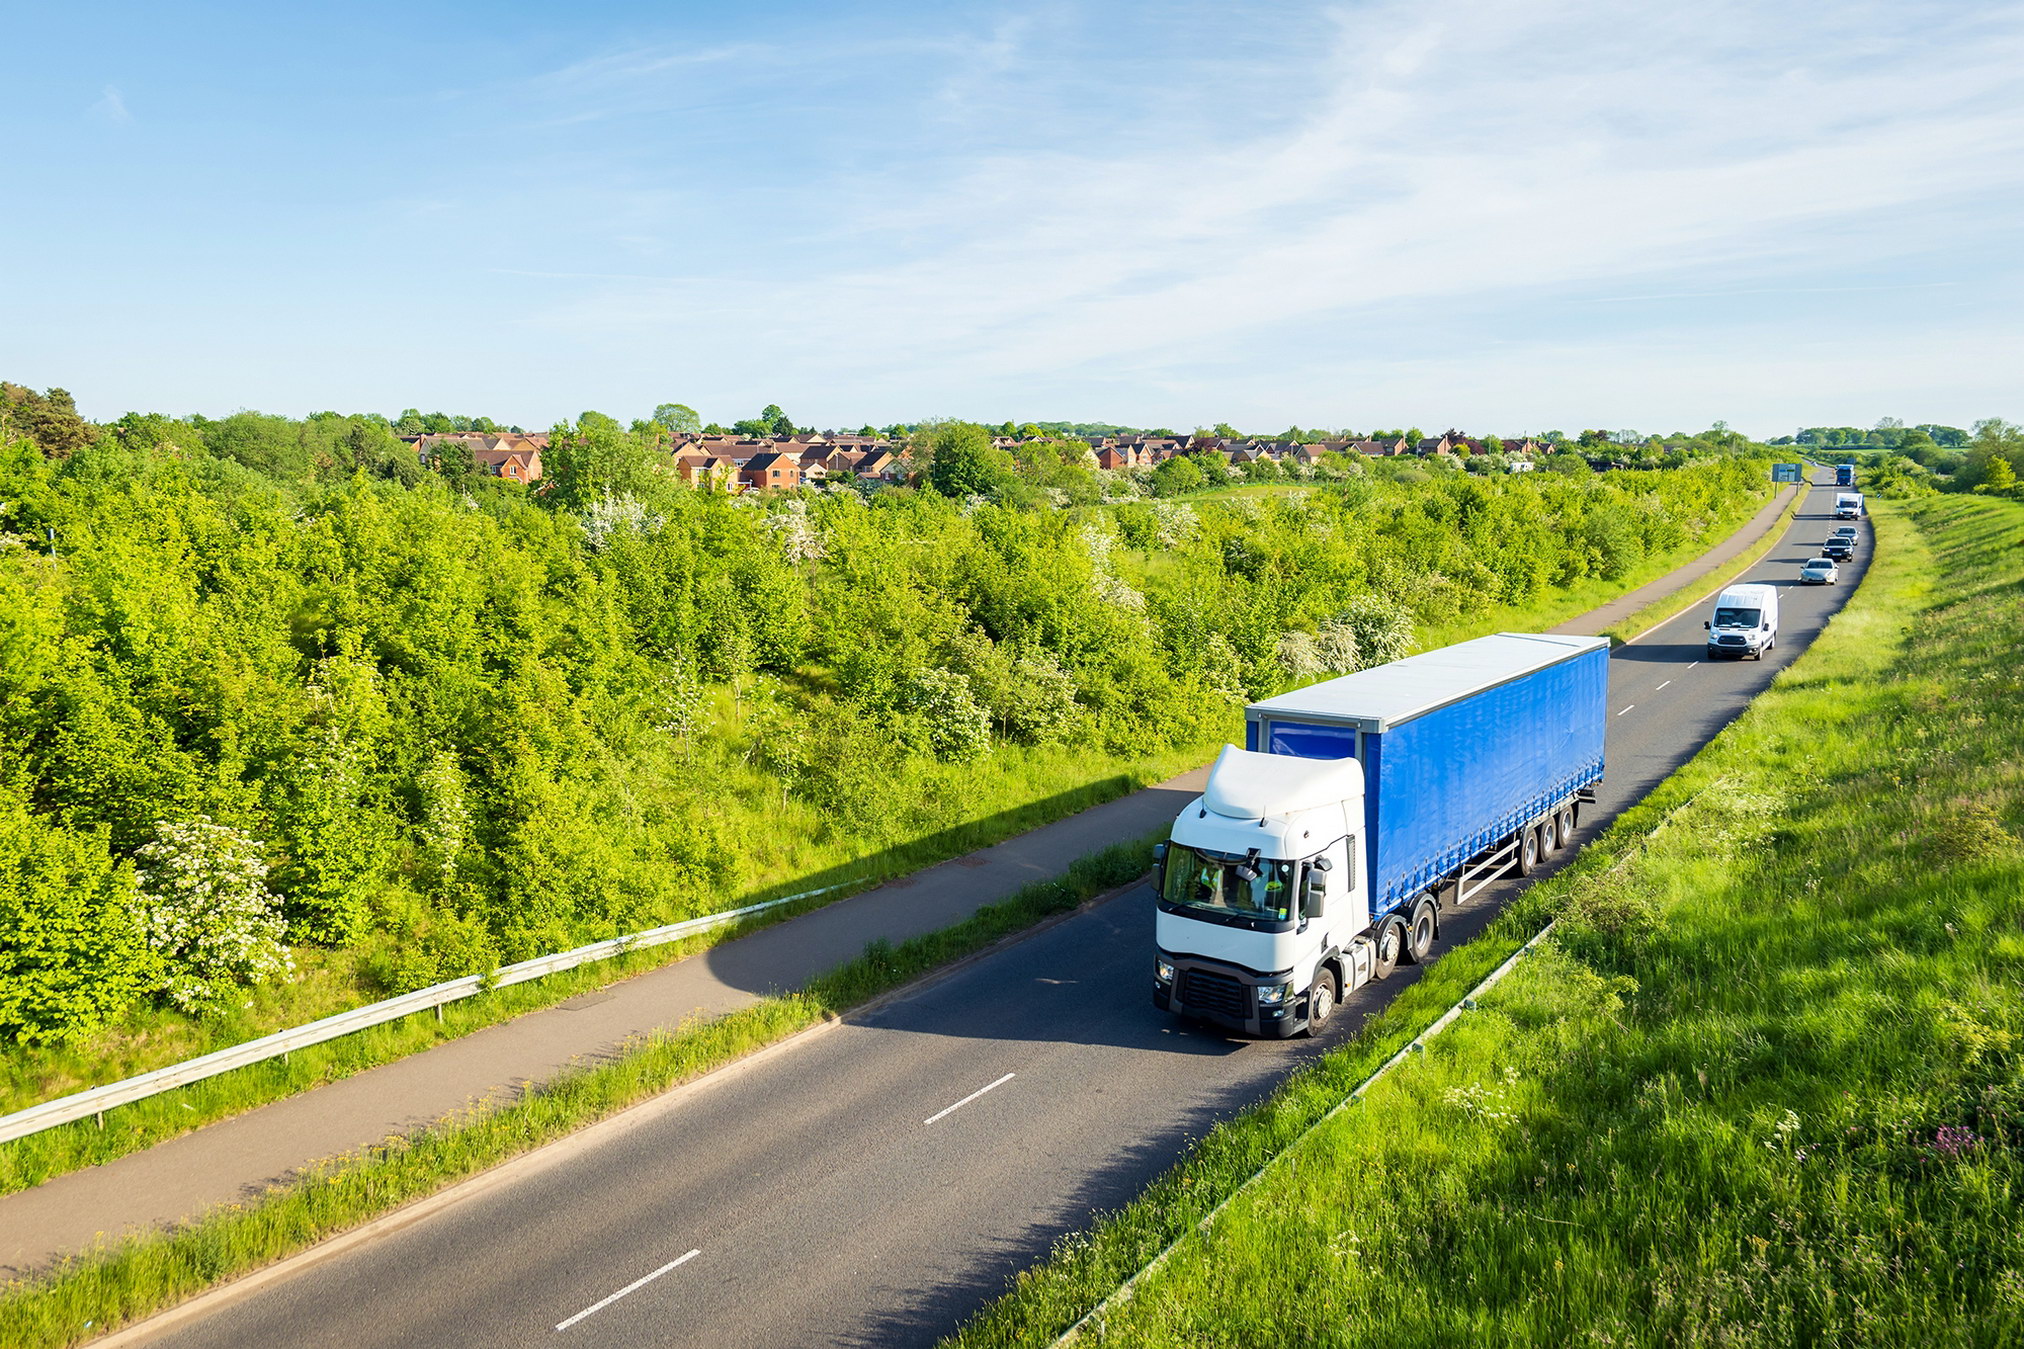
[1836,463,1856,487]
[1153,632,1609,1037]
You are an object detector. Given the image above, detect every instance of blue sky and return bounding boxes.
[8,0,2021,436]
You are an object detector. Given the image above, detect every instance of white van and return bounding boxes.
[1705,583,1779,660]
[1835,492,1865,519]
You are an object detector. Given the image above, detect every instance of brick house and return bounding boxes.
[853,448,899,479]
[740,450,802,491]
[412,432,547,484]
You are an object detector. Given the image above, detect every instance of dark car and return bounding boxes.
[1823,537,1854,560]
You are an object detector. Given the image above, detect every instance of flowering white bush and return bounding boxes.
[1332,594,1414,668]
[649,662,706,747]
[899,667,990,763]
[134,817,293,1012]
[1076,523,1146,612]
[1095,470,1144,502]
[1279,610,1376,679]
[580,492,664,551]
[416,750,472,888]
[1149,501,1198,549]
[764,500,827,562]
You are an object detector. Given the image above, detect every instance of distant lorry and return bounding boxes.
[1704,583,1779,660]
[1836,463,1856,486]
[1835,492,1865,519]
[1152,633,1608,1037]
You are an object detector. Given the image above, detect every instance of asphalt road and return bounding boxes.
[142,475,1867,1349]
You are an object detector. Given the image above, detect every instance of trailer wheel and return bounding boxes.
[1303,967,1338,1036]
[1404,900,1437,964]
[1371,920,1403,980]
[1516,823,1543,877]
[1554,804,1577,851]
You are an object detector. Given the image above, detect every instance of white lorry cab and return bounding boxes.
[1835,492,1865,519]
[1705,583,1779,660]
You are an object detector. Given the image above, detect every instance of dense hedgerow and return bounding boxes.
[0,415,1770,1046]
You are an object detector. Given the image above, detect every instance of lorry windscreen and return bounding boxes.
[1713,607,1761,627]
[1160,846,1296,928]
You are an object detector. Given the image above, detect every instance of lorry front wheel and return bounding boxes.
[1404,900,1437,964]
[1371,920,1403,979]
[1303,968,1338,1036]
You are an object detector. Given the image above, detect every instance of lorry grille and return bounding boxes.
[1180,968,1248,1018]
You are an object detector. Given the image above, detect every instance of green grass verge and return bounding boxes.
[948,495,2024,1347]
[1596,481,1807,644]
[0,833,1166,1349]
[1,483,1774,1194]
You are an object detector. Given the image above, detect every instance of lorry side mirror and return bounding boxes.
[1152,842,1168,864]
[1302,872,1327,919]
[1310,856,1333,872]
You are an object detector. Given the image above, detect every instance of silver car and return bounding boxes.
[1799,557,1839,585]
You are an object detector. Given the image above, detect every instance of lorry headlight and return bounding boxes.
[1256,981,1293,1006]
[1155,959,1175,984]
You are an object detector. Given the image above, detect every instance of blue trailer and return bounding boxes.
[1155,633,1608,1037]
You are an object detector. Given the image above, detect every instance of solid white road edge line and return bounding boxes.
[925,1073,1016,1125]
[556,1249,700,1332]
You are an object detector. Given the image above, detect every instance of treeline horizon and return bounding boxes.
[19,380,2014,454]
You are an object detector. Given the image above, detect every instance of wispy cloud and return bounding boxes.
[517,0,2024,418]
[87,85,130,124]
[22,0,2020,428]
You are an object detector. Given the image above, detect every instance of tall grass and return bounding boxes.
[951,495,2024,1347]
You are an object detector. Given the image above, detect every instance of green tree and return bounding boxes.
[544,413,662,509]
[0,383,95,457]
[0,785,155,1044]
[923,422,1014,499]
[653,403,702,435]
[431,437,477,484]
[1151,455,1205,497]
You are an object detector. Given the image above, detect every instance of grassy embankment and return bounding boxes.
[950,495,2024,1347]
[0,477,1780,1195]
[0,836,1162,1348]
